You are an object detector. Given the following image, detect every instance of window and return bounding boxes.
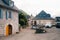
[6,11,8,19]
[2,0,10,5]
[6,11,12,19]
[0,9,3,19]
[9,1,14,7]
[9,11,12,18]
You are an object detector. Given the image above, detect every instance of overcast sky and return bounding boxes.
[12,0,60,18]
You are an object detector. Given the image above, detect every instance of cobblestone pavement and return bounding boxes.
[0,27,60,40]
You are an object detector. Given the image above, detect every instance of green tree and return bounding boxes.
[19,10,28,28]
[19,19,25,26]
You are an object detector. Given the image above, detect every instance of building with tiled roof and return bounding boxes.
[0,0,19,36]
[32,10,55,26]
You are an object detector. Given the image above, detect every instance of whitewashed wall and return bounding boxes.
[33,20,55,26]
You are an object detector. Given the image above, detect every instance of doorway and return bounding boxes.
[6,24,12,36]
[34,21,37,25]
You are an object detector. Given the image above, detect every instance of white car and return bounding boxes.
[32,25,39,29]
[45,23,52,28]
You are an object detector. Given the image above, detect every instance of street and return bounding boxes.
[0,27,60,40]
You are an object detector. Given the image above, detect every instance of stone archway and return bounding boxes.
[6,24,12,36]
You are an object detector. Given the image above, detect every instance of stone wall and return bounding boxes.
[0,8,19,36]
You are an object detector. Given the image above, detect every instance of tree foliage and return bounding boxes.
[19,10,28,26]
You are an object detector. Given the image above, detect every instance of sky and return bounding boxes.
[12,0,60,18]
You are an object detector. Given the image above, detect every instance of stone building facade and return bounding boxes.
[0,0,19,36]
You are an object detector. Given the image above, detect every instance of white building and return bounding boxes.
[32,10,55,26]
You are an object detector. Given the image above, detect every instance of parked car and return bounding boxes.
[55,17,60,28]
[45,23,52,28]
[31,25,39,29]
[35,28,46,33]
[56,23,60,28]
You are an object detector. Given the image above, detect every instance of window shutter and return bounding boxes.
[1,9,3,19]
[9,11,12,18]
[0,9,3,19]
[6,11,8,19]
[0,9,1,18]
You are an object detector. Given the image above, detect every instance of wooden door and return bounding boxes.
[6,25,12,36]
